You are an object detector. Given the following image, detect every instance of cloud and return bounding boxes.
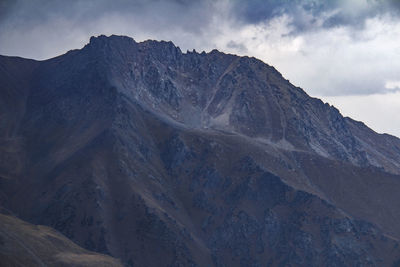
[386,80,400,90]
[230,0,400,33]
[226,40,248,53]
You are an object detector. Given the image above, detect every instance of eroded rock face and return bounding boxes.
[1,35,400,266]
[76,35,400,173]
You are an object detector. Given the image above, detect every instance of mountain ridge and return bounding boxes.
[1,34,400,266]
[84,35,400,173]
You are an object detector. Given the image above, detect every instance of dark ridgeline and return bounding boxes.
[1,35,400,266]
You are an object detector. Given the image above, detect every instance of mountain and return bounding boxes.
[0,212,122,266]
[1,34,400,266]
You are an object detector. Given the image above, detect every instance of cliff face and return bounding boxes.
[1,35,400,266]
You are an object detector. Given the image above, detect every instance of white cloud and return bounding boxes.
[385,80,400,90]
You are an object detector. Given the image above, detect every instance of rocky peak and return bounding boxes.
[88,34,137,49]
[37,35,400,174]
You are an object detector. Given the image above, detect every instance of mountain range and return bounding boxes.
[1,35,400,266]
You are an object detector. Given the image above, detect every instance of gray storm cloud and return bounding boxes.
[1,0,400,136]
[232,0,400,31]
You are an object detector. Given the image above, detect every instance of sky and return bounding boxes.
[1,0,400,137]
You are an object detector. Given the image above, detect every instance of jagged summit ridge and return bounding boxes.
[71,35,400,173]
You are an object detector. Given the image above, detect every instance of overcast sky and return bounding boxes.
[1,0,400,137]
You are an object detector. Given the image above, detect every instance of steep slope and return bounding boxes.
[0,56,38,181]
[1,35,400,266]
[0,212,122,266]
[86,35,400,173]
